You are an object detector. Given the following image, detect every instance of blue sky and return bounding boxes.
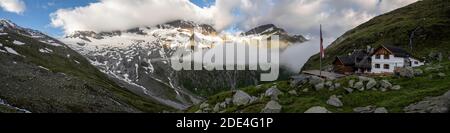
[190,0,215,8]
[0,0,214,37]
[0,0,98,37]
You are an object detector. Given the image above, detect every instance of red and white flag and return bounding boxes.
[320,24,325,59]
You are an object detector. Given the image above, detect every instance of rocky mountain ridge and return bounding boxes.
[61,20,307,109]
[0,19,172,113]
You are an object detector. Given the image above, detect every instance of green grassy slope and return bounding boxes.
[187,0,450,113]
[188,61,449,113]
[303,0,450,70]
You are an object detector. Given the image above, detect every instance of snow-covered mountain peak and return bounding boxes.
[0,19,17,29]
[0,19,64,47]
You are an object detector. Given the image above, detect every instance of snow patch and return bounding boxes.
[38,66,50,71]
[0,33,7,36]
[13,40,25,45]
[4,47,21,56]
[39,48,53,53]
[135,63,139,81]
[40,40,62,47]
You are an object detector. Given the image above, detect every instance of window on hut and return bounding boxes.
[384,54,390,59]
[384,64,390,69]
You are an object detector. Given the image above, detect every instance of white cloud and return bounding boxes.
[0,0,26,14]
[51,0,233,34]
[230,0,418,38]
[51,0,418,37]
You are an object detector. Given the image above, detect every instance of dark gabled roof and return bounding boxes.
[335,49,371,68]
[379,45,411,57]
[355,56,372,69]
[336,56,355,66]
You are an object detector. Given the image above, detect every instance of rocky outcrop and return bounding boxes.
[314,83,325,91]
[232,90,252,106]
[265,86,282,101]
[366,79,377,90]
[354,81,364,90]
[379,80,393,90]
[326,95,343,107]
[349,80,355,88]
[404,90,450,113]
[261,100,282,113]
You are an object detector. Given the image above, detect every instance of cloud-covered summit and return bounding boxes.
[50,0,418,38]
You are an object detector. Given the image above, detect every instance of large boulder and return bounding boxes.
[232,90,252,106]
[391,85,401,90]
[325,81,334,88]
[379,80,392,89]
[265,86,282,100]
[349,80,355,88]
[213,103,221,112]
[374,107,389,113]
[326,95,343,107]
[309,76,324,85]
[304,106,331,113]
[250,96,259,103]
[219,102,227,109]
[261,100,282,113]
[366,79,377,90]
[397,67,415,78]
[314,83,325,91]
[353,81,364,90]
[334,83,341,89]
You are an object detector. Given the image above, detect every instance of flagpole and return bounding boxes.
[319,24,322,77]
